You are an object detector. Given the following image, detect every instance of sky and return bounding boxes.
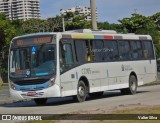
[40,0,160,23]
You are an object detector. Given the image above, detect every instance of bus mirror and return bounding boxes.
[63,45,66,52]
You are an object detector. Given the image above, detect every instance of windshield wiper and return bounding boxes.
[36,43,46,57]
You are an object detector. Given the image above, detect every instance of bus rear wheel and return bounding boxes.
[121,75,137,95]
[34,98,47,105]
[74,80,87,102]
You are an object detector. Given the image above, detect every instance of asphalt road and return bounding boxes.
[0,85,160,114]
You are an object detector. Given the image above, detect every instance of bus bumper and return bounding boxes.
[9,84,61,100]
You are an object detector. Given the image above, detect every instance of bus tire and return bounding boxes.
[121,75,137,95]
[74,80,87,102]
[34,98,47,105]
[89,92,103,97]
[128,75,137,94]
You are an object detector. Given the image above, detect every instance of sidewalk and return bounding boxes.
[0,84,24,104]
[0,85,15,104]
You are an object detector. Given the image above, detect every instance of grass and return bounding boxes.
[95,121,160,123]
[113,105,160,114]
[94,106,160,123]
[0,82,8,89]
[17,106,160,123]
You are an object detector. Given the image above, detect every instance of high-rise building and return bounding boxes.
[60,6,98,21]
[0,0,40,20]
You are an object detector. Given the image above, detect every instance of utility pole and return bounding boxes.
[62,17,65,32]
[90,0,97,30]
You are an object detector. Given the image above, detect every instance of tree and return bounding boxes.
[98,21,124,33]
[0,13,18,83]
[119,13,159,36]
[119,13,160,58]
[65,21,91,30]
[150,12,160,30]
[12,19,24,35]
[0,29,5,85]
[119,14,150,33]
[47,16,63,32]
[63,11,92,30]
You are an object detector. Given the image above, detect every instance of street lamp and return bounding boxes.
[90,0,97,30]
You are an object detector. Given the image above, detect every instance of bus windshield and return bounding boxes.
[9,44,56,78]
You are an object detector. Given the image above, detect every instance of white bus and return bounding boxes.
[8,29,157,105]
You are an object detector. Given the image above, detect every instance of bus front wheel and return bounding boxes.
[74,80,87,102]
[34,98,47,105]
[121,75,137,95]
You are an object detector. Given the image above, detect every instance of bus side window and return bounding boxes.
[130,41,143,60]
[118,41,131,61]
[85,40,91,62]
[60,43,74,73]
[142,41,154,60]
[104,40,119,61]
[92,40,104,62]
[75,40,87,63]
[90,40,95,61]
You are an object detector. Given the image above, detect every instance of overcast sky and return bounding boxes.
[40,0,160,23]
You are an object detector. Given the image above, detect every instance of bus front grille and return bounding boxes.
[14,79,49,86]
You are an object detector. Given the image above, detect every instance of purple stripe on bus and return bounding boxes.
[114,36,123,39]
[94,35,104,39]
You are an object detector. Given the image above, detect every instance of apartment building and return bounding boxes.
[0,0,40,20]
[60,6,98,21]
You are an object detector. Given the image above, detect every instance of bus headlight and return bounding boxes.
[48,76,56,87]
[9,80,16,90]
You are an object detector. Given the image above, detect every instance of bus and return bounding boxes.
[8,29,157,105]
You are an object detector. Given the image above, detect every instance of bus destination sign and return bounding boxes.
[13,36,52,47]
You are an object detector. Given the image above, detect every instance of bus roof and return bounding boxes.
[62,33,152,40]
[61,29,152,40]
[12,32,57,40]
[12,29,152,41]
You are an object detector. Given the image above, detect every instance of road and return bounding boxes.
[0,85,160,114]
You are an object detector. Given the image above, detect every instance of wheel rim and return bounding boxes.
[78,86,85,97]
[131,80,136,91]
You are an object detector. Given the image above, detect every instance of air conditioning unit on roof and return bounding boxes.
[65,29,117,34]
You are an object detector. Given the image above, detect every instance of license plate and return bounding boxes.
[27,91,37,96]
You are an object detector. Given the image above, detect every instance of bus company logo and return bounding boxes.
[2,115,11,120]
[122,64,133,71]
[26,70,30,76]
[1,115,42,121]
[82,68,92,75]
